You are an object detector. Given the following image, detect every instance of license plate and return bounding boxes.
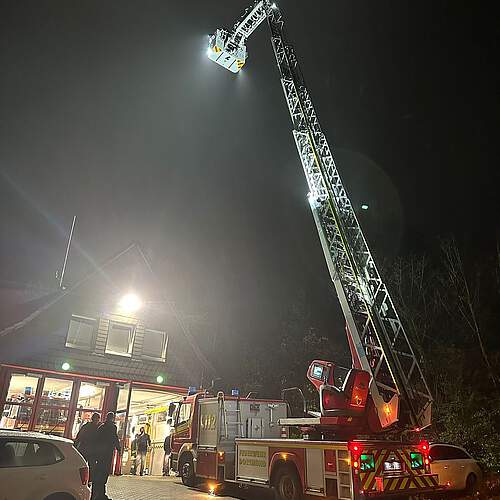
[384,461,402,472]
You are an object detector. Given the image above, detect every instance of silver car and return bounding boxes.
[429,443,482,494]
[0,430,91,500]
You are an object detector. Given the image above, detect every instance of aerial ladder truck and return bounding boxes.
[169,2,440,498]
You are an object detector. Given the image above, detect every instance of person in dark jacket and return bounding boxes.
[92,412,121,500]
[74,412,100,481]
[129,427,138,475]
[162,419,173,476]
[135,426,151,476]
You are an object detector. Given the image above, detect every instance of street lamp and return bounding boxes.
[61,362,71,371]
[118,293,142,314]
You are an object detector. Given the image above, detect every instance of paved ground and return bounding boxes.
[107,475,274,500]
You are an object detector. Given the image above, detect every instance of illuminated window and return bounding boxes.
[0,374,40,431]
[77,383,105,410]
[106,321,134,357]
[142,329,168,361]
[40,378,73,407]
[0,405,33,431]
[5,374,40,404]
[66,316,96,351]
[34,378,74,437]
[34,407,69,437]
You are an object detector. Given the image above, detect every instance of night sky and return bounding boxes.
[1,1,498,365]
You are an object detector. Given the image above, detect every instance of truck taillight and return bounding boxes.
[349,371,369,408]
[79,466,89,485]
[418,440,431,472]
[419,440,429,453]
[348,442,361,473]
[218,451,225,463]
[348,442,361,453]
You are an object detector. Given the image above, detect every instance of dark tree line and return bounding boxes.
[383,238,500,468]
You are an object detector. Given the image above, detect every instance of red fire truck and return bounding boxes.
[169,386,439,499]
[169,2,445,498]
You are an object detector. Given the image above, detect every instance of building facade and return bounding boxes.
[0,247,208,475]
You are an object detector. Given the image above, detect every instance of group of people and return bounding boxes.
[73,412,121,500]
[74,413,173,499]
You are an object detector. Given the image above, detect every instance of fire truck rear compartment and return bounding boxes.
[194,395,287,481]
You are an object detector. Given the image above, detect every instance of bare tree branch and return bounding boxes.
[440,238,497,389]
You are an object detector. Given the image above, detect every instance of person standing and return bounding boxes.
[163,419,172,476]
[129,427,139,475]
[135,426,151,476]
[74,412,100,482]
[92,412,121,500]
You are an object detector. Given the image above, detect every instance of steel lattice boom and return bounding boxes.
[207,0,433,432]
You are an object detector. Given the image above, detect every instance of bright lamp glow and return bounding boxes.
[206,47,212,57]
[156,375,164,384]
[61,362,71,371]
[118,293,142,314]
[80,384,95,398]
[361,204,369,210]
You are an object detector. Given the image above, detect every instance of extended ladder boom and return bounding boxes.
[232,2,267,43]
[208,1,433,432]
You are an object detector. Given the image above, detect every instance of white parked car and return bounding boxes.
[0,430,91,500]
[429,443,482,493]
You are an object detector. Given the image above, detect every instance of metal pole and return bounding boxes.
[59,215,76,289]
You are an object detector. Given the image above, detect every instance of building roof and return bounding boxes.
[0,242,213,387]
